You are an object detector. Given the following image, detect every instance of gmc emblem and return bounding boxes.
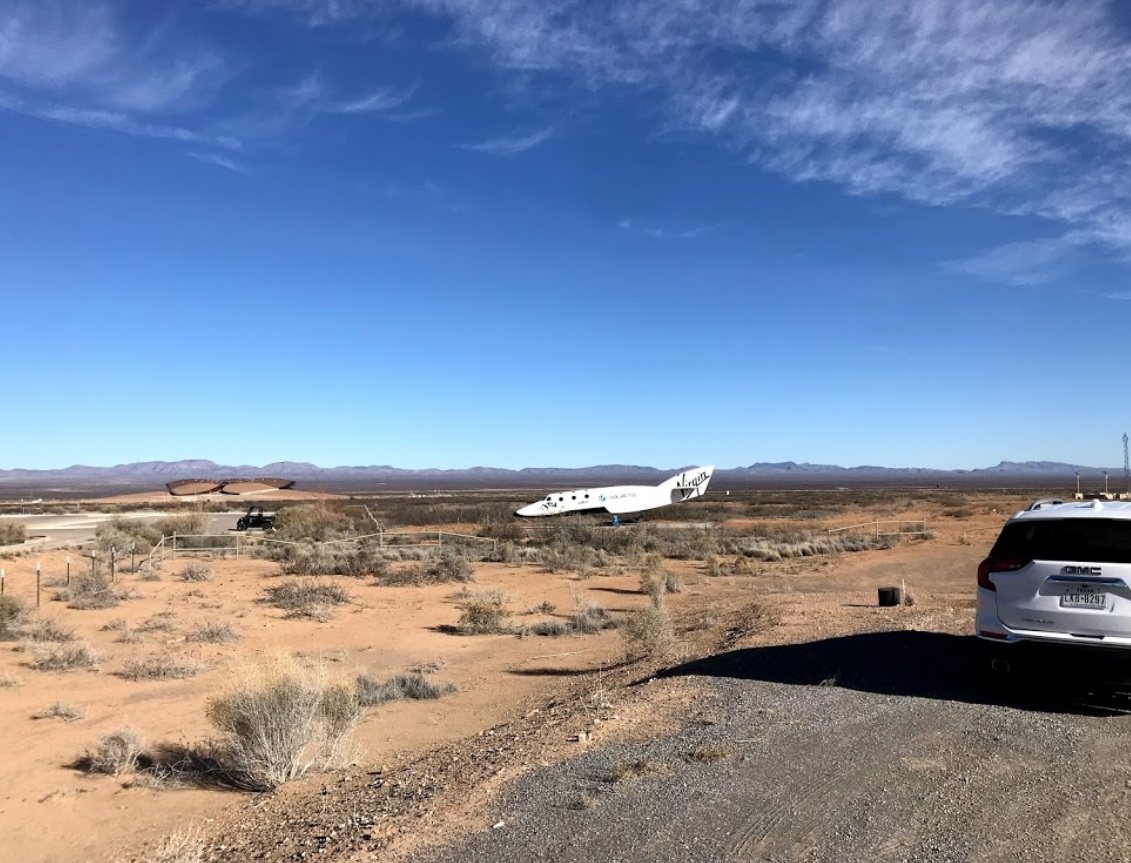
[1063,565,1102,575]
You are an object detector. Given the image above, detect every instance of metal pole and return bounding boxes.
[91,551,96,579]
[1,567,5,595]
[36,561,41,609]
[66,554,71,586]
[131,544,136,573]
[172,532,177,560]
[110,548,116,584]
[236,534,240,559]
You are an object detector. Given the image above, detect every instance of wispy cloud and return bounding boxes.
[618,218,717,240]
[188,151,247,173]
[327,84,416,114]
[944,235,1089,287]
[1101,291,1131,301]
[460,126,556,156]
[229,0,1131,275]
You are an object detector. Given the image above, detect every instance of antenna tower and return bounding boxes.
[1124,432,1130,494]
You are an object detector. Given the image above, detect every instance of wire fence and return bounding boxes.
[826,520,930,539]
[148,529,496,563]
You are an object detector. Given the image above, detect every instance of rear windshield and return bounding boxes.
[991,518,1131,564]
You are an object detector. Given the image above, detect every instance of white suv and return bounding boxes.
[976,498,1131,682]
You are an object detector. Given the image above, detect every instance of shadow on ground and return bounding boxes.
[657,630,1131,716]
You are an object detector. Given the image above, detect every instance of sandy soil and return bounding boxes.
[0,495,1023,863]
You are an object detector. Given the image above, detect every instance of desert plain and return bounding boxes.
[0,482,1120,863]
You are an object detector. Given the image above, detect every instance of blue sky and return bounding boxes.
[2,0,1130,471]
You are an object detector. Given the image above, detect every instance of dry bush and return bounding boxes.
[178,563,213,582]
[59,570,120,610]
[378,551,474,586]
[0,521,27,545]
[271,505,352,543]
[28,641,100,671]
[528,618,571,637]
[279,543,389,578]
[206,655,362,790]
[0,673,23,688]
[143,829,207,863]
[355,672,456,706]
[120,655,203,681]
[32,701,84,722]
[187,621,240,643]
[23,617,76,643]
[705,554,723,576]
[265,579,351,620]
[152,513,210,539]
[455,594,511,635]
[79,728,145,775]
[0,595,28,639]
[619,604,675,659]
[137,611,178,633]
[573,597,613,634]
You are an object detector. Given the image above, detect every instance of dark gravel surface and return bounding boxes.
[409,632,1131,863]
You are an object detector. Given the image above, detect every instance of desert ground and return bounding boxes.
[0,485,1114,863]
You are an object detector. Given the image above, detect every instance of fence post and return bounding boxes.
[36,561,41,609]
[236,534,240,559]
[66,554,71,586]
[172,532,177,560]
[110,548,116,584]
[1,568,4,595]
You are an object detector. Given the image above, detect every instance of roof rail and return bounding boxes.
[1024,498,1066,511]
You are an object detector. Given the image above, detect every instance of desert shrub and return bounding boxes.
[271,505,352,543]
[32,701,84,722]
[529,619,572,636]
[0,673,23,687]
[0,595,27,639]
[455,594,511,635]
[0,521,27,545]
[23,617,75,643]
[187,621,240,643]
[205,656,361,790]
[178,563,213,582]
[28,641,100,671]
[573,597,613,634]
[619,604,674,659]
[665,572,684,593]
[152,513,210,538]
[60,570,120,610]
[80,728,145,775]
[265,579,351,620]
[137,611,177,633]
[705,554,723,576]
[279,543,388,578]
[378,551,474,586]
[119,656,203,681]
[355,672,455,706]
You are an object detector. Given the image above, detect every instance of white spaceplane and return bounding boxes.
[515,466,715,519]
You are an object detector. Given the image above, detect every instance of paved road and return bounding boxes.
[411,632,1131,863]
[0,511,244,549]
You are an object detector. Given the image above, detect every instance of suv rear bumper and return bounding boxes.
[977,635,1131,685]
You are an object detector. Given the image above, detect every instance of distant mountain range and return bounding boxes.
[0,459,1124,488]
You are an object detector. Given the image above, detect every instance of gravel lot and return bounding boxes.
[410,632,1131,863]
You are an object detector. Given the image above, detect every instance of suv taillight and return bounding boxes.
[977,557,1030,591]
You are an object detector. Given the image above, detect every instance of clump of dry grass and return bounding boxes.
[187,621,240,643]
[529,619,572,636]
[59,571,120,610]
[119,656,204,681]
[378,551,474,586]
[265,579,351,620]
[22,617,75,643]
[455,594,511,635]
[80,728,145,775]
[608,759,672,782]
[572,597,613,634]
[28,641,100,671]
[177,563,213,582]
[137,611,178,633]
[0,673,23,688]
[142,829,207,863]
[690,744,731,763]
[32,701,85,722]
[206,655,362,790]
[355,671,456,706]
[0,595,27,639]
[618,604,675,659]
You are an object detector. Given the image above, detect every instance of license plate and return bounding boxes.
[1060,585,1110,610]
